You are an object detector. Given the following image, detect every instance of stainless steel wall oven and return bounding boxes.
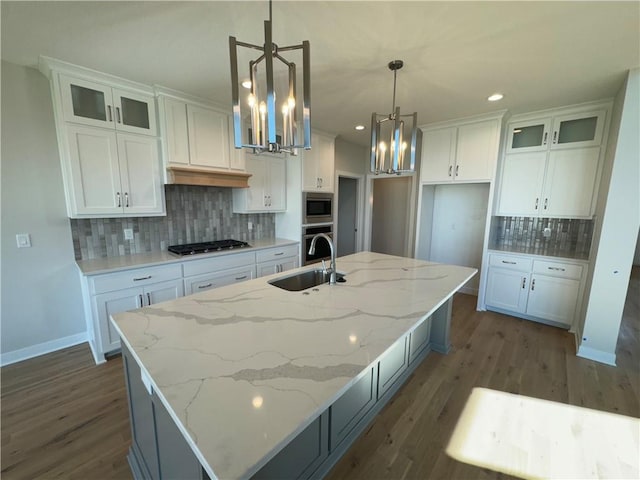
[302,224,333,266]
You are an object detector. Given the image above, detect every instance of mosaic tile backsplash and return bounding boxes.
[71,185,275,260]
[489,216,594,260]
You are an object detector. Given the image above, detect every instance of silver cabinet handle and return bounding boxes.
[448,165,452,177]
[552,130,558,144]
[133,275,152,281]
[531,279,536,291]
[147,292,151,305]
[116,192,121,207]
[138,294,144,308]
[198,283,213,289]
[274,252,285,256]
[116,106,121,124]
[522,277,526,289]
[125,192,129,207]
[107,105,113,122]
[548,267,566,271]
[264,195,268,207]
[543,131,548,145]
[235,275,247,281]
[534,197,539,210]
[501,260,517,265]
[544,198,548,210]
[455,165,459,177]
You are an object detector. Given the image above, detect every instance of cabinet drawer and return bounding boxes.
[184,266,255,295]
[532,260,583,280]
[256,244,299,263]
[182,251,255,277]
[488,254,532,271]
[90,264,182,294]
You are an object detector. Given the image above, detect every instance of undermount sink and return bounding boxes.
[268,269,346,292]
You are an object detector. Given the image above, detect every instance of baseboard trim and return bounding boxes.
[1,332,88,366]
[576,345,617,366]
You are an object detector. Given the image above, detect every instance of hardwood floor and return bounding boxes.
[2,267,638,479]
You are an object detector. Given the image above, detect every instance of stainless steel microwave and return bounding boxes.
[303,192,333,224]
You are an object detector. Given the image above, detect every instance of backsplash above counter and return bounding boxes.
[489,216,593,260]
[70,185,275,260]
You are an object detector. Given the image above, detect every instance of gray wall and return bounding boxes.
[335,137,367,174]
[371,176,412,257]
[1,61,85,360]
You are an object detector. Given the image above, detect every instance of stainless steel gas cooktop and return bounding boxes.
[168,239,251,256]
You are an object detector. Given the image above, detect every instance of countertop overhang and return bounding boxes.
[111,252,477,479]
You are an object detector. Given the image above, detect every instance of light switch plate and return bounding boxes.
[16,233,31,248]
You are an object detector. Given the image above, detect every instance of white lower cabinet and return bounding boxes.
[89,264,184,358]
[255,244,300,277]
[485,253,584,328]
[183,251,256,295]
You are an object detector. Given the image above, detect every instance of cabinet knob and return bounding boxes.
[544,198,548,210]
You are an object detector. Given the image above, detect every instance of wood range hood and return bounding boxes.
[166,165,251,188]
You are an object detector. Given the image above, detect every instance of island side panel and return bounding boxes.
[429,297,454,354]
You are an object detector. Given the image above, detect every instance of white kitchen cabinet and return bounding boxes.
[90,265,183,358]
[302,132,335,192]
[184,266,255,295]
[506,110,605,154]
[232,154,286,213]
[256,244,300,276]
[420,118,500,184]
[66,125,163,216]
[497,147,600,218]
[485,253,585,329]
[60,74,156,136]
[159,94,241,174]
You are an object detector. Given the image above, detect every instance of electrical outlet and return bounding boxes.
[248,221,253,231]
[16,233,31,248]
[124,228,134,240]
[543,227,552,238]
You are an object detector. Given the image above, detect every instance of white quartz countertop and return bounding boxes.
[111,252,477,480]
[76,238,299,275]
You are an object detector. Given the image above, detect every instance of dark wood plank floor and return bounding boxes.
[2,267,638,479]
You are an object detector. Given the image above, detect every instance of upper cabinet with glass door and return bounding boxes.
[59,74,157,136]
[506,110,605,154]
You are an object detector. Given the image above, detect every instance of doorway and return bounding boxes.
[369,175,415,257]
[336,171,364,257]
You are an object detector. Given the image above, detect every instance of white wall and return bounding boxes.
[335,137,367,174]
[577,68,640,365]
[1,61,86,364]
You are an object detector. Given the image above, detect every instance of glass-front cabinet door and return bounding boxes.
[550,110,605,149]
[506,118,551,153]
[59,75,156,136]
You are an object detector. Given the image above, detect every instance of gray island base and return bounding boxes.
[111,252,476,480]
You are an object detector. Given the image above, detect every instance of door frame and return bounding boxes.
[335,170,365,255]
[364,172,418,257]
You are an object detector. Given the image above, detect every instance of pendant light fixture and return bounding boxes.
[229,0,311,155]
[370,60,417,174]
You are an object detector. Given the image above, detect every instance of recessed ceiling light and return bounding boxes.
[241,80,252,89]
[487,93,504,102]
[355,125,365,131]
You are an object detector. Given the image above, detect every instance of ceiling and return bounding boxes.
[2,1,639,146]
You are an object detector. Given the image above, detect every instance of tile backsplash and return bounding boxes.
[490,216,594,260]
[71,185,275,260]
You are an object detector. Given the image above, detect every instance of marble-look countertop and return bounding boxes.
[76,238,299,275]
[111,252,477,480]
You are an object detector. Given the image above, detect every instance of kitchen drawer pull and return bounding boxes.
[133,275,152,281]
[274,252,285,256]
[198,283,213,289]
[138,294,144,308]
[235,275,248,280]
[147,292,151,305]
[548,267,566,271]
[501,260,517,265]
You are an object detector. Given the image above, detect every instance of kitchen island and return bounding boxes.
[111,251,476,480]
